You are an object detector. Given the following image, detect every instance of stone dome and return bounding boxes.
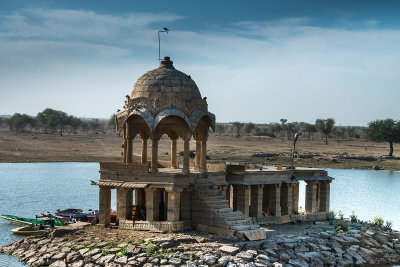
[131,57,202,101]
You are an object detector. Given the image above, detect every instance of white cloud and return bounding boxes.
[1,8,400,125]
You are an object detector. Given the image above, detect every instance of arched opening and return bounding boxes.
[123,115,151,164]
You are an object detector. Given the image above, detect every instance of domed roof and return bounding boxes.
[131,57,202,101]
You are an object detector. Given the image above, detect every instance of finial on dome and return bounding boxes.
[160,56,175,69]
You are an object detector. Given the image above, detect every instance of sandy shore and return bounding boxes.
[1,129,399,170]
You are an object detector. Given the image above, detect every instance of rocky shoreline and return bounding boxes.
[1,221,400,267]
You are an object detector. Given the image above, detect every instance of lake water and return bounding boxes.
[1,163,400,266]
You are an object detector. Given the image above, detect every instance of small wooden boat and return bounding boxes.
[11,225,49,236]
[0,214,64,227]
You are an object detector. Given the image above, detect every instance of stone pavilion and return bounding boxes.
[95,57,333,240]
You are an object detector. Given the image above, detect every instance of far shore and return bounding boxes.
[0,128,399,170]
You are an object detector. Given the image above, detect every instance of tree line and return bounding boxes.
[219,118,400,156]
[0,108,116,135]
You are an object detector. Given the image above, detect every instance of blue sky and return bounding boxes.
[1,0,400,125]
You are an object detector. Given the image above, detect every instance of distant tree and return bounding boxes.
[215,123,227,134]
[88,119,101,133]
[303,123,317,140]
[366,119,400,157]
[68,116,82,134]
[270,123,282,138]
[8,113,36,133]
[36,108,69,135]
[244,122,255,135]
[333,126,345,139]
[232,121,244,137]
[280,118,287,125]
[315,118,335,145]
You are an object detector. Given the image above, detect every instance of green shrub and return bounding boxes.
[328,209,336,220]
[373,216,384,227]
[101,249,107,256]
[350,211,358,223]
[145,242,157,257]
[383,220,393,231]
[139,239,145,244]
[338,210,344,220]
[334,221,348,232]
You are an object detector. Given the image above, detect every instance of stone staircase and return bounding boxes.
[193,179,266,240]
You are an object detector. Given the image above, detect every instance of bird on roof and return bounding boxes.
[163,27,169,31]
[203,97,207,100]
[117,109,120,112]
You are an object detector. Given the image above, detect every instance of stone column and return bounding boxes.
[99,186,111,225]
[292,182,300,214]
[250,185,263,218]
[117,188,133,221]
[305,181,318,213]
[141,137,148,165]
[126,126,133,163]
[145,188,161,221]
[195,139,201,171]
[123,126,127,163]
[262,185,270,215]
[150,138,158,172]
[269,184,281,216]
[231,185,238,210]
[182,138,190,173]
[280,183,293,216]
[236,185,250,217]
[171,138,178,168]
[180,189,191,221]
[200,139,207,173]
[135,188,145,208]
[166,188,182,222]
[319,181,331,212]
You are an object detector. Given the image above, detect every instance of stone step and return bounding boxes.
[236,229,266,241]
[220,212,245,220]
[230,224,260,231]
[224,219,253,226]
[207,202,228,209]
[212,207,234,214]
[203,199,229,204]
[195,183,218,190]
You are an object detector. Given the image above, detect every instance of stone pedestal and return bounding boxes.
[250,185,263,218]
[99,186,111,225]
[306,181,318,213]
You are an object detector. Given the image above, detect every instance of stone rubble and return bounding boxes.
[1,223,400,267]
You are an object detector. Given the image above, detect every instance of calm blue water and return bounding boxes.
[0,164,400,266]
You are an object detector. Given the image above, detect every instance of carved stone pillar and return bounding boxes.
[141,136,148,165]
[195,139,201,170]
[126,126,133,163]
[166,188,182,222]
[182,138,190,173]
[117,188,133,221]
[319,181,331,212]
[250,185,264,218]
[305,181,318,213]
[236,185,250,217]
[150,138,158,172]
[292,182,300,214]
[99,186,111,225]
[145,188,161,221]
[280,183,293,215]
[123,126,127,163]
[171,138,178,168]
[270,184,281,216]
[200,139,207,173]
